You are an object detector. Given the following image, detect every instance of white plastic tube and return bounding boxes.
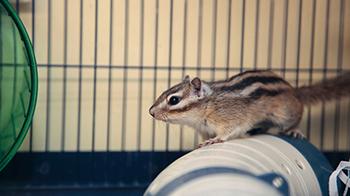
[145,135,332,196]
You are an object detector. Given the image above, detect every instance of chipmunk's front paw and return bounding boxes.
[197,137,224,148]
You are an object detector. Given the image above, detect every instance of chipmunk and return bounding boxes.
[149,70,350,147]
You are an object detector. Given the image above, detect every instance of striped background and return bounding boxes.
[10,0,350,152]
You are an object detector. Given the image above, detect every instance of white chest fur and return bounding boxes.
[192,118,217,139]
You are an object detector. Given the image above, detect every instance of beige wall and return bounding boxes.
[14,0,350,152]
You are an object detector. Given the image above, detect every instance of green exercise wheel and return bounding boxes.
[0,0,37,171]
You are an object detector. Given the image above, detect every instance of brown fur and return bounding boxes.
[295,72,350,105]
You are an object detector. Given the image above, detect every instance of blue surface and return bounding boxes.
[0,152,187,195]
[0,150,347,195]
[0,187,145,196]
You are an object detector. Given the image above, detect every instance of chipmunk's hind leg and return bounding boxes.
[281,127,306,139]
[246,120,275,136]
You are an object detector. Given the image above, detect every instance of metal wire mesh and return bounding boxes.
[11,0,350,152]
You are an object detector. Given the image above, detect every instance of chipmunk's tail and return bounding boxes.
[295,72,350,105]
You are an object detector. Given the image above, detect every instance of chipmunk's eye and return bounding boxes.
[168,96,181,106]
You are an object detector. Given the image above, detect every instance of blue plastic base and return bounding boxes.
[1,187,145,196]
[0,151,347,195]
[0,152,186,196]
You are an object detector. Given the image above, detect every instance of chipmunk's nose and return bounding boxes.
[149,106,155,117]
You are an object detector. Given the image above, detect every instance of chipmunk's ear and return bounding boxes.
[183,75,190,83]
[190,77,201,91]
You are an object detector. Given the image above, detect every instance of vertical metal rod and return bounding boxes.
[91,0,99,152]
[253,0,260,69]
[106,0,114,152]
[240,0,245,72]
[211,0,217,80]
[105,0,113,177]
[267,0,274,69]
[334,0,345,151]
[295,0,302,87]
[226,0,232,78]
[196,0,203,77]
[121,0,129,151]
[137,0,145,151]
[166,0,174,151]
[194,0,204,147]
[61,0,68,152]
[151,0,159,151]
[45,0,52,152]
[16,0,19,13]
[306,0,316,139]
[29,0,35,152]
[77,0,84,152]
[104,0,112,182]
[281,0,289,77]
[320,0,330,150]
[346,15,350,153]
[180,0,188,150]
